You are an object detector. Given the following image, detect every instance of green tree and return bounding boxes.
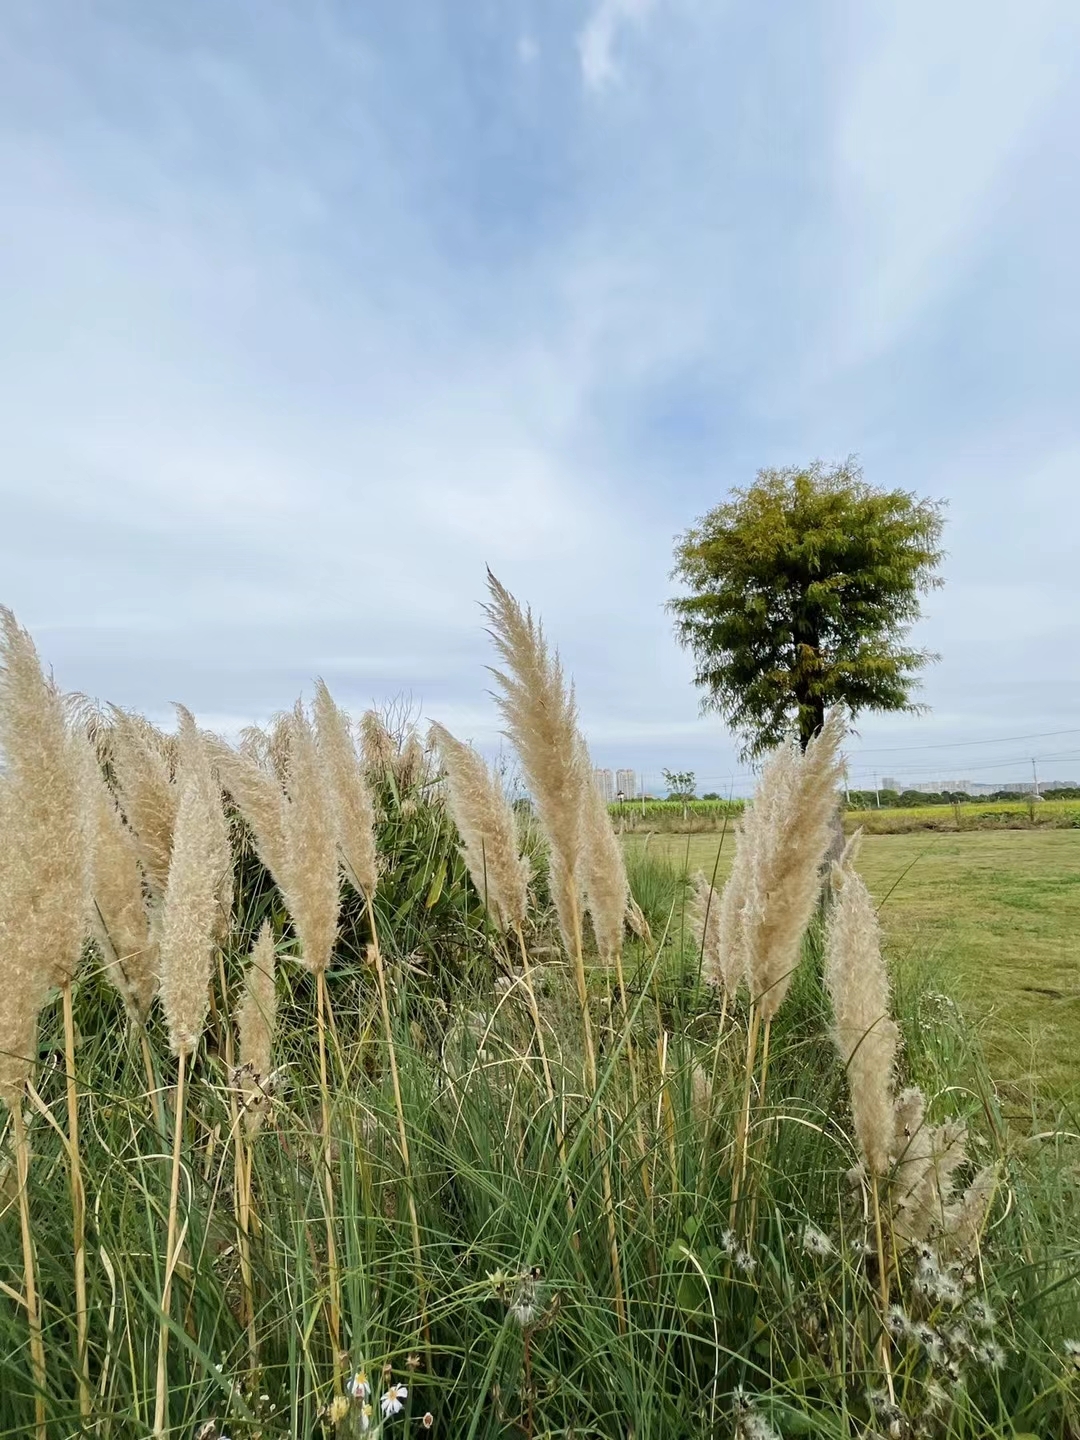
[661,768,696,802]
[669,460,945,758]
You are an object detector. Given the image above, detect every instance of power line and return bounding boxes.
[677,746,1080,788]
[846,727,1080,755]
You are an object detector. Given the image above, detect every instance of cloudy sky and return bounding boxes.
[2,0,1079,794]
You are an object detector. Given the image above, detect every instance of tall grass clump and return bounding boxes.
[0,585,1077,1440]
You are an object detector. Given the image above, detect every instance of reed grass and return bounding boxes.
[0,593,1077,1440]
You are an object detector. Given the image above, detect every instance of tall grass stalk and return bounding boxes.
[61,979,91,1421]
[153,1048,187,1440]
[366,899,426,1332]
[3,593,1079,1438]
[11,1102,46,1440]
[315,968,343,1380]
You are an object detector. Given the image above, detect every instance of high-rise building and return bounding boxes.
[615,768,636,799]
[592,768,615,803]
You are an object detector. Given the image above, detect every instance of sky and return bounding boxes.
[2,0,1079,796]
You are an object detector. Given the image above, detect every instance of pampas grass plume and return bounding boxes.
[430,721,529,932]
[236,921,278,1137]
[176,707,233,937]
[314,680,379,898]
[739,707,846,1020]
[579,741,629,963]
[360,710,397,779]
[279,703,340,974]
[213,734,290,883]
[109,709,179,899]
[0,608,92,1105]
[483,571,586,961]
[158,743,225,1057]
[823,831,898,1175]
[87,768,157,1024]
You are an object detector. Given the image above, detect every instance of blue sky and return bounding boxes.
[2,0,1079,794]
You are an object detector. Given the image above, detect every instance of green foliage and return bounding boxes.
[847,796,1080,833]
[3,788,1078,1439]
[662,768,696,801]
[3,885,1078,1438]
[669,460,946,758]
[609,798,743,834]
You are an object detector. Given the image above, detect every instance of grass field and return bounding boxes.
[625,828,1080,1099]
[846,797,1080,833]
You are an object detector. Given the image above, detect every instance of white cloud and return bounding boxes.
[577,0,657,92]
[827,0,1080,367]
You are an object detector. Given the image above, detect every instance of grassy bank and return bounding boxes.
[625,829,1080,1100]
[846,797,1080,833]
[612,797,1080,836]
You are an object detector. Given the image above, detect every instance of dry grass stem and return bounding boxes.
[153,1048,188,1439]
[12,1103,47,1440]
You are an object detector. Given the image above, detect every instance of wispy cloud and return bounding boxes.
[577,0,658,92]
[0,1,1078,791]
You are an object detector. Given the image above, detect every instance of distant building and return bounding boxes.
[615,768,636,800]
[881,777,1078,796]
[592,768,615,803]
[881,778,972,793]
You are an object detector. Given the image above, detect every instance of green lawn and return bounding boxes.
[624,829,1080,1099]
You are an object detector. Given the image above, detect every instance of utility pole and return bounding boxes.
[874,773,881,809]
[1031,757,1040,799]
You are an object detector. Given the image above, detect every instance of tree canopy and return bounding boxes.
[669,460,946,759]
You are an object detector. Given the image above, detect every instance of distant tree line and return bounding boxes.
[846,787,1080,809]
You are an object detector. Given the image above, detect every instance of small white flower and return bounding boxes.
[720,1229,738,1255]
[1064,1338,1080,1370]
[510,1297,539,1327]
[381,1383,408,1418]
[739,1415,780,1440]
[733,1246,756,1275]
[886,1304,911,1339]
[975,1341,1006,1369]
[800,1224,835,1258]
[348,1369,371,1400]
[912,1320,946,1368]
[358,1401,374,1432]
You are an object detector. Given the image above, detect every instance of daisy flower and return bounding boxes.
[348,1369,371,1400]
[381,1384,408,1418]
